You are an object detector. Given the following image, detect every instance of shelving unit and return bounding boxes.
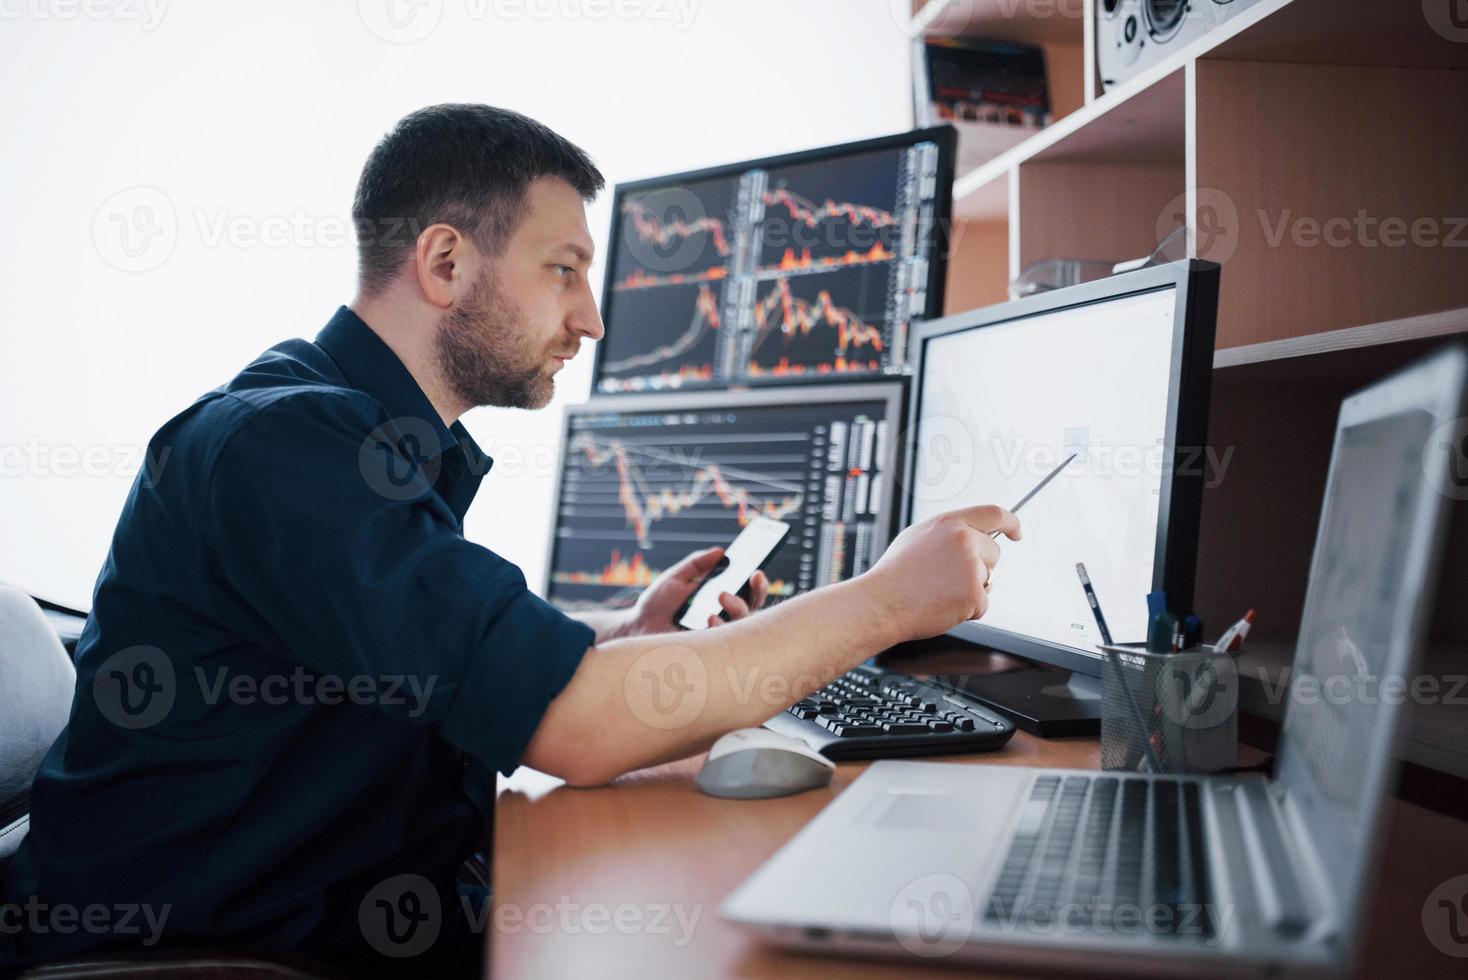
[909,0,1468,776]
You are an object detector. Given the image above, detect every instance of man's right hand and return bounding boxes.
[862,504,1022,642]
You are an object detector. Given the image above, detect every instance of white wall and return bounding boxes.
[0,0,916,609]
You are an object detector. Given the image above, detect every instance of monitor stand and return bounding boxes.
[878,636,1102,738]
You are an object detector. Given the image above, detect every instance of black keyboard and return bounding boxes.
[985,775,1213,939]
[762,664,1015,760]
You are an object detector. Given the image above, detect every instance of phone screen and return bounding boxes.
[677,517,791,630]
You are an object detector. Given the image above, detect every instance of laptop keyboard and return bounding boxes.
[985,775,1213,939]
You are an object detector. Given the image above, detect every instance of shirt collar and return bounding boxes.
[314,306,492,477]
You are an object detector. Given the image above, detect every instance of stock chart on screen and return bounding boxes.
[592,128,953,394]
[544,386,904,613]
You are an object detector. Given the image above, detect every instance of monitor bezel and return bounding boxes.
[590,126,956,395]
[901,260,1220,678]
[541,381,910,602]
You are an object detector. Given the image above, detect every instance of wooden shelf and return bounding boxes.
[1213,306,1468,379]
[953,62,1184,211]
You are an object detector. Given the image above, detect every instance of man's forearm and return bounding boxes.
[522,576,901,785]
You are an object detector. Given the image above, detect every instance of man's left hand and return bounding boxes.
[617,547,769,638]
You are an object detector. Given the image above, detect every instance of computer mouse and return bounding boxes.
[696,728,835,799]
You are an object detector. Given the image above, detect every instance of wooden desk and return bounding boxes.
[489,727,1468,979]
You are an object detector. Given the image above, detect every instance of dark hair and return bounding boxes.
[352,103,604,295]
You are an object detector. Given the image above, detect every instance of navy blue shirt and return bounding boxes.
[2,308,594,972]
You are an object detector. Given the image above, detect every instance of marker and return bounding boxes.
[1075,563,1114,646]
[1212,609,1256,654]
[990,453,1078,538]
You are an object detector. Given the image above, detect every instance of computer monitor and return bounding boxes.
[543,384,906,614]
[590,127,955,394]
[901,261,1219,734]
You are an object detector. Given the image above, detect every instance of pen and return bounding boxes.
[1076,565,1162,773]
[990,453,1078,538]
[1075,562,1113,646]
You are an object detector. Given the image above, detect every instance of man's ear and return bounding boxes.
[413,223,474,309]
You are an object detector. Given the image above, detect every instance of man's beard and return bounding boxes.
[434,270,554,410]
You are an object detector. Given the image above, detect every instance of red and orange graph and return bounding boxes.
[763,188,896,231]
[576,436,802,549]
[749,278,885,364]
[623,199,730,255]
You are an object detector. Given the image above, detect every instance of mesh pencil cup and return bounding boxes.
[1098,643,1238,774]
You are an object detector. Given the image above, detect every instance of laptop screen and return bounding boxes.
[1274,405,1440,908]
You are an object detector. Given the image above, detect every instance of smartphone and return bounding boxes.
[675,517,791,630]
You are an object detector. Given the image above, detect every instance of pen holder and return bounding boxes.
[1098,644,1237,775]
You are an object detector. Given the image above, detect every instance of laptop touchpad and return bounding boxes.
[873,791,976,831]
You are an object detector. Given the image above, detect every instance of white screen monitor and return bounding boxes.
[903,261,1219,679]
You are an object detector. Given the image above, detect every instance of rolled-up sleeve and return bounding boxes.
[203,391,593,775]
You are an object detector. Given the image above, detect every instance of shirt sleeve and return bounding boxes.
[202,392,594,775]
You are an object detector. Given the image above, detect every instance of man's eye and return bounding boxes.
[554,265,573,278]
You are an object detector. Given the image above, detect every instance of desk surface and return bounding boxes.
[491,731,1468,979]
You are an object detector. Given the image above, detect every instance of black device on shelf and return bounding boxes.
[900,261,1220,736]
[542,385,906,614]
[762,664,1015,761]
[590,127,955,395]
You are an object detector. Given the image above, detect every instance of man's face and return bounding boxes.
[434,175,603,410]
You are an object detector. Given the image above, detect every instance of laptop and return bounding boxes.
[722,344,1467,976]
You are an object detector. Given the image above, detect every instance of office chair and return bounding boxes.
[0,585,334,980]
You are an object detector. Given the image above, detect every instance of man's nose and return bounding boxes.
[569,282,604,340]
